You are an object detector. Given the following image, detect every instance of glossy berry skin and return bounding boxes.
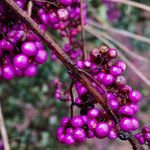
[21,42,37,56]
[128,103,139,114]
[110,66,122,76]
[134,133,145,144]
[88,119,97,130]
[115,61,126,71]
[82,115,89,124]
[103,74,114,86]
[61,117,70,127]
[2,66,14,80]
[24,64,37,77]
[143,132,150,142]
[73,128,86,143]
[87,108,100,118]
[129,90,142,103]
[57,127,64,135]
[13,54,29,69]
[108,99,119,110]
[71,116,84,128]
[107,48,117,58]
[66,128,74,135]
[119,117,133,132]
[95,122,109,139]
[118,105,134,116]
[57,134,65,143]
[35,50,47,64]
[64,134,75,145]
[108,129,118,140]
[131,117,139,130]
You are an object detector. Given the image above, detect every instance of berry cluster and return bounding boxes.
[57,108,119,145]
[35,0,86,60]
[0,2,48,80]
[0,0,86,80]
[57,46,146,145]
[134,126,150,145]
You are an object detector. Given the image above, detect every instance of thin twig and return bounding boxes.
[69,81,75,118]
[0,102,10,150]
[80,0,86,60]
[86,25,150,88]
[27,1,33,17]
[110,0,150,12]
[87,19,150,45]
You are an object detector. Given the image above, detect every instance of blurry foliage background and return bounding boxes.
[0,0,150,149]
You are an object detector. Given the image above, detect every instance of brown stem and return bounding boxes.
[27,1,33,17]
[0,102,10,150]
[3,1,145,150]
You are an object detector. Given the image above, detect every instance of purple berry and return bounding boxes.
[108,99,119,110]
[87,108,100,118]
[129,90,142,103]
[88,119,97,130]
[71,116,84,128]
[95,122,109,139]
[110,66,122,76]
[21,42,37,56]
[108,129,118,140]
[119,117,133,132]
[24,64,37,77]
[14,54,29,69]
[73,128,86,143]
[61,116,70,127]
[64,134,75,145]
[2,65,14,80]
[131,117,140,130]
[35,50,47,64]
[119,105,134,116]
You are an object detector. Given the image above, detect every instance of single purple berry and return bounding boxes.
[95,122,109,139]
[129,90,142,103]
[64,134,75,145]
[119,117,133,132]
[131,117,140,130]
[61,116,70,127]
[14,54,29,69]
[110,66,122,76]
[24,64,37,77]
[71,116,84,128]
[88,119,97,130]
[2,65,14,80]
[108,99,119,110]
[35,50,47,64]
[134,133,145,144]
[21,42,37,56]
[73,128,86,143]
[108,129,118,140]
[87,108,100,119]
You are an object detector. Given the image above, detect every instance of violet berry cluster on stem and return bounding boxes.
[0,0,86,80]
[57,46,149,146]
